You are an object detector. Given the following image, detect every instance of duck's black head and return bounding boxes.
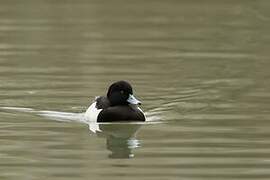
[107,81,141,106]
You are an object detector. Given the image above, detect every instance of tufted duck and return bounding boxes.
[85,81,145,122]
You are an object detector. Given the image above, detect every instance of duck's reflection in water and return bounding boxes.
[90,123,142,159]
[0,107,144,159]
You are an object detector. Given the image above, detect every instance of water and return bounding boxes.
[1,0,270,179]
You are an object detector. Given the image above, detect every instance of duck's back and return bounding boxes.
[95,96,110,109]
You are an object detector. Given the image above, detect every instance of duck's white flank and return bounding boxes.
[84,102,102,122]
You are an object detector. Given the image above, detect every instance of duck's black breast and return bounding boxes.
[97,105,145,122]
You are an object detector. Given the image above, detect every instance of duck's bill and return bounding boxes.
[127,94,141,105]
